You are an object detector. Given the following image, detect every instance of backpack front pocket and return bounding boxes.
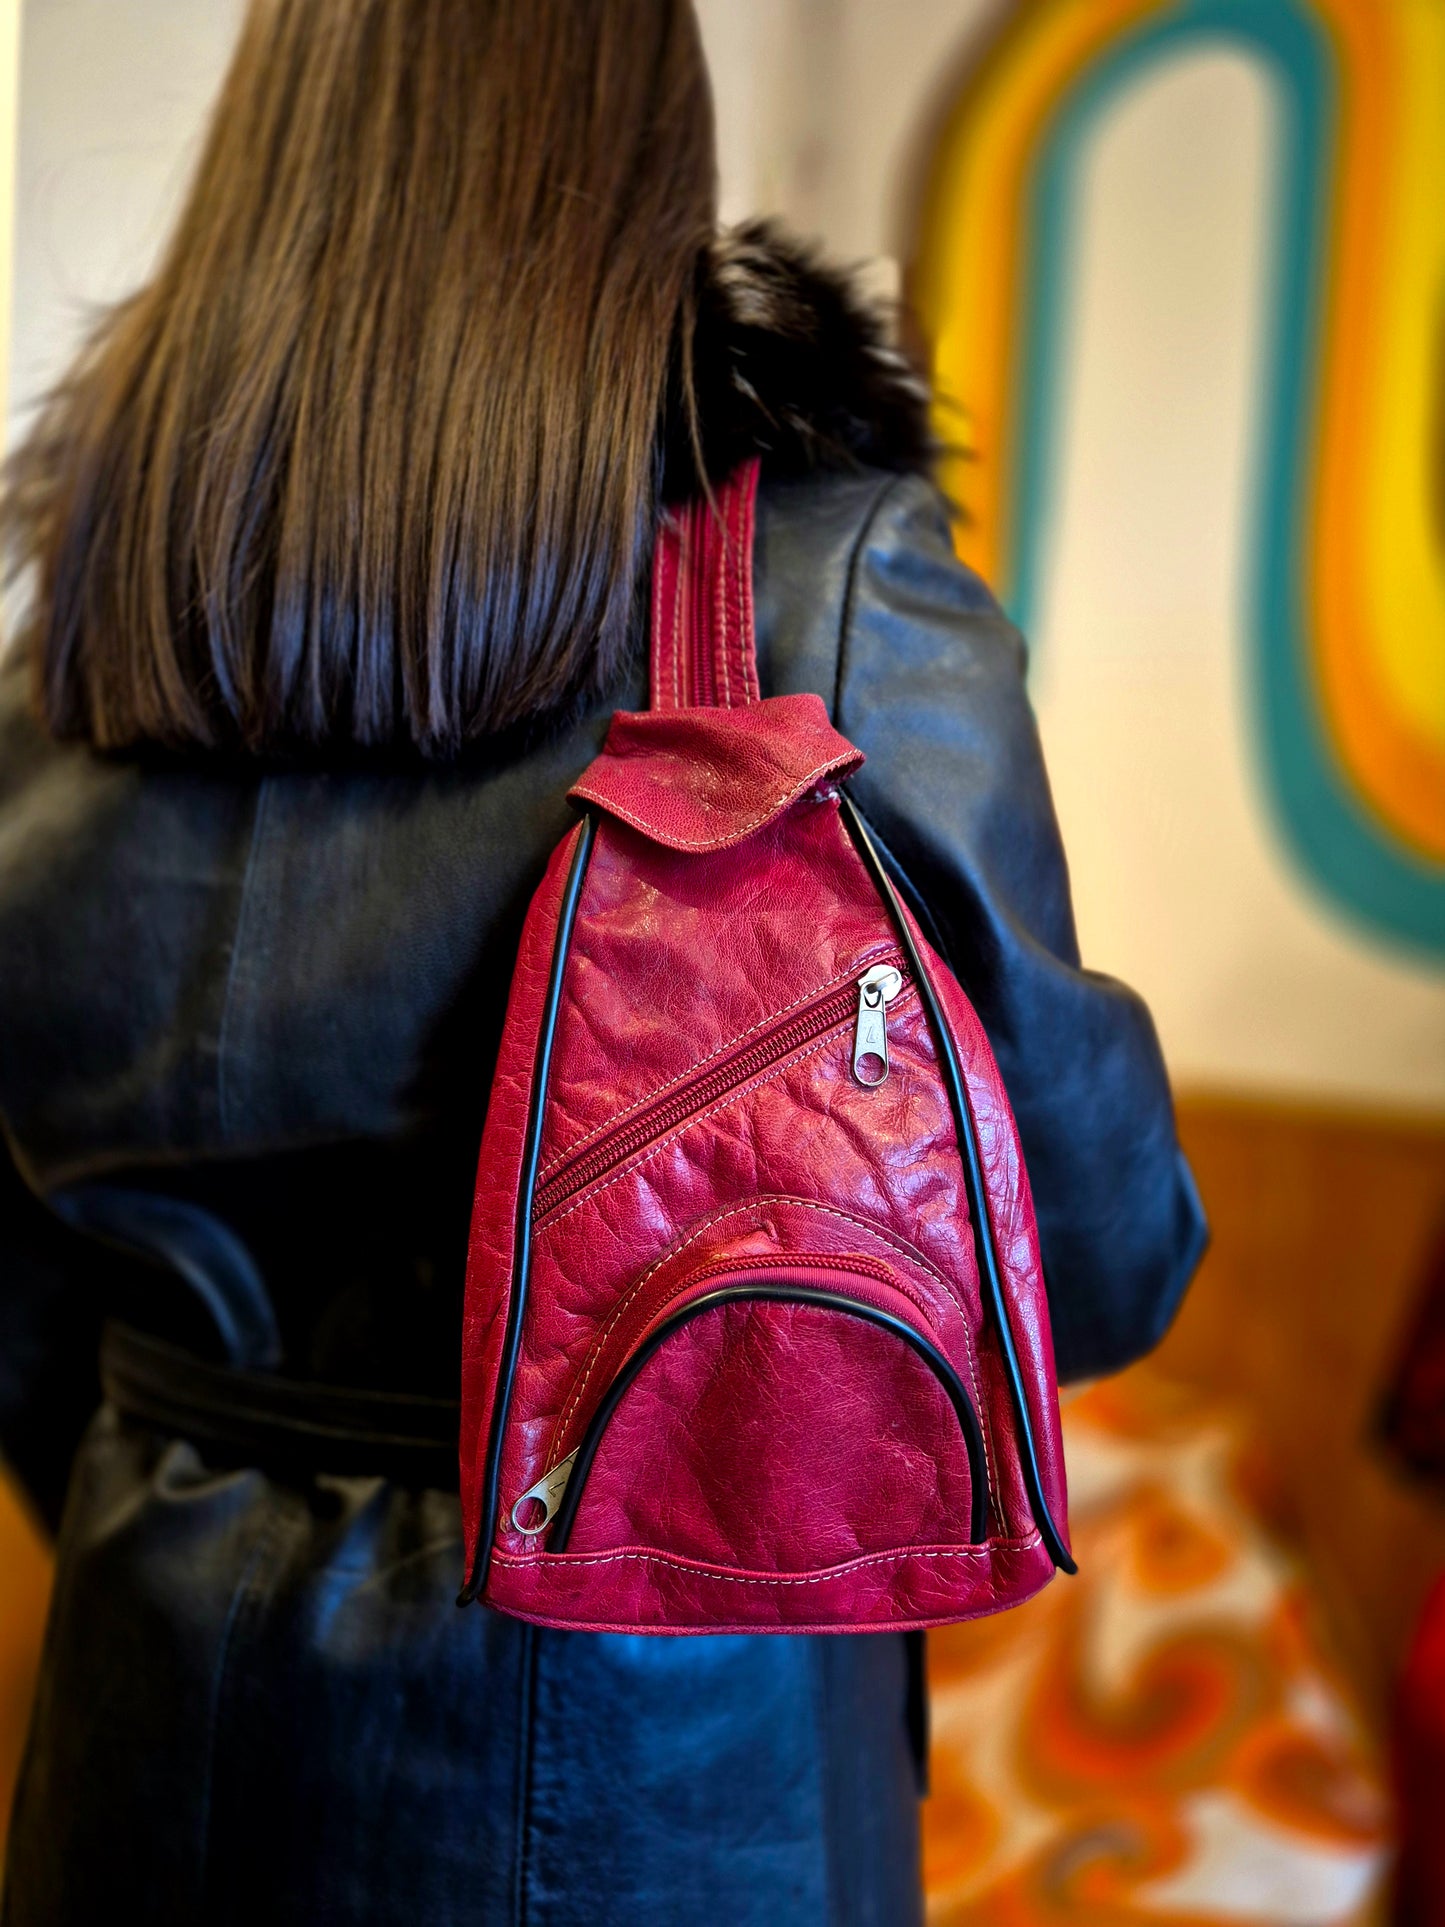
[511,1258,987,1573]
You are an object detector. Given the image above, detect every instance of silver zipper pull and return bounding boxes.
[852,963,903,1088]
[510,1450,578,1537]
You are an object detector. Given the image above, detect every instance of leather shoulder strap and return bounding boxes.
[649,459,761,711]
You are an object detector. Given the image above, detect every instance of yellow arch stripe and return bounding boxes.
[1312,0,1445,857]
[911,0,1164,594]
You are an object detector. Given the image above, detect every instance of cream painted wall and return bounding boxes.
[0,0,19,438]
[9,0,242,439]
[698,0,1000,256]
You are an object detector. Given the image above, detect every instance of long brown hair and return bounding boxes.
[4,0,716,756]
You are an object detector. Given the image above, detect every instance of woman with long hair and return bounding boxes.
[0,3,1203,1921]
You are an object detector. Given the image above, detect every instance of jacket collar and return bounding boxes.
[662,221,935,499]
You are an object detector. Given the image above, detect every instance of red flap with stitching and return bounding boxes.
[568,694,863,853]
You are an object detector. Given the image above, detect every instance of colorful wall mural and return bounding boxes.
[914,0,1445,961]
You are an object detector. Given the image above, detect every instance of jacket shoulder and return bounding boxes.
[753,466,1010,708]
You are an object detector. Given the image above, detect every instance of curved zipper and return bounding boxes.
[458,813,597,1606]
[839,795,1076,1577]
[532,954,910,1223]
[547,1281,989,1553]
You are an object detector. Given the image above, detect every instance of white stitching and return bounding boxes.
[537,1168,995,1516]
[540,1190,994,1512]
[617,1196,964,1322]
[731,476,753,705]
[550,1252,925,1451]
[672,511,685,710]
[550,1191,965,1373]
[716,497,728,709]
[570,753,853,852]
[651,477,758,715]
[496,1535,1043,1581]
[537,1027,846,1232]
[655,510,684,712]
[737,474,759,702]
[736,482,746,704]
[720,498,734,709]
[536,948,896,1183]
[650,520,667,708]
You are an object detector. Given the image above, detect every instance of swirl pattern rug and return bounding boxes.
[922,1373,1391,1924]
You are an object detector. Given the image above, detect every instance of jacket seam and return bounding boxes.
[830,471,916,730]
[195,1495,280,1913]
[512,1621,538,1927]
[215,777,273,1143]
[828,472,977,979]
[814,1638,839,1927]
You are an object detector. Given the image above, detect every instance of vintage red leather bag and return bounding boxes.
[458,461,1074,1632]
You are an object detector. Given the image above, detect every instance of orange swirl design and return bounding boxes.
[923,1374,1390,1924]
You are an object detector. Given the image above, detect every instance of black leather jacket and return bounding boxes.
[0,460,1206,1927]
[0,463,1204,1531]
[0,230,1203,1926]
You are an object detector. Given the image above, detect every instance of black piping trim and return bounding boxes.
[548,1283,988,1552]
[845,801,951,962]
[838,792,1076,1575]
[459,812,598,1606]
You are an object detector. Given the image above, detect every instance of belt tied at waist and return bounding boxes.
[100,1321,461,1488]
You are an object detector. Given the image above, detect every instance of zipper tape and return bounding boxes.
[531,957,910,1223]
[838,795,1077,1578]
[458,812,598,1607]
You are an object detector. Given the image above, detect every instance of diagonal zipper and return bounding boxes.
[531,954,911,1224]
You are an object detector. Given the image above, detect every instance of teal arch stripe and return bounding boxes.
[1001,0,1444,960]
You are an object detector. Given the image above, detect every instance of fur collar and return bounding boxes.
[662,221,935,498]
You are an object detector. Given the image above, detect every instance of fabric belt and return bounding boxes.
[100,1321,461,1488]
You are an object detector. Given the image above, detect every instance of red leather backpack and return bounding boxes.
[458,461,1074,1632]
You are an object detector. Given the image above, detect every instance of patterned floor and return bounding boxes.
[923,1373,1391,1925]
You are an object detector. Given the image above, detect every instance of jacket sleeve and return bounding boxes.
[835,474,1207,1380]
[0,1132,103,1533]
